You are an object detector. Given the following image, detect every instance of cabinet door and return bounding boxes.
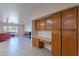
[32,38,39,47]
[52,30,61,56]
[32,20,36,30]
[62,31,77,56]
[78,30,79,55]
[46,18,53,30]
[39,19,46,30]
[52,12,61,30]
[36,20,40,30]
[78,7,79,29]
[78,7,79,55]
[46,13,61,30]
[32,38,36,46]
[62,7,77,30]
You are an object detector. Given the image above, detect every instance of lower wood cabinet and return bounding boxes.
[52,30,61,56]
[62,31,77,56]
[32,38,44,48]
[32,38,36,46]
[78,30,79,55]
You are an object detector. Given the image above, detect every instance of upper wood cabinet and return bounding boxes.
[62,31,77,56]
[32,21,35,30]
[32,20,40,31]
[62,7,77,30]
[39,19,46,30]
[46,12,61,30]
[36,20,40,30]
[52,12,61,30]
[46,17,53,30]
[52,30,61,56]
[32,20,36,30]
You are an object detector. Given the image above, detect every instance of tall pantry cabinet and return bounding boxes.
[62,7,78,56]
[78,7,79,56]
[50,12,62,56]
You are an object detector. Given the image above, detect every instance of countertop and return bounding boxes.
[32,36,51,42]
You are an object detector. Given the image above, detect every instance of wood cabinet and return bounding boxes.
[32,38,44,48]
[36,20,40,30]
[32,38,36,46]
[32,20,36,30]
[78,7,79,55]
[78,7,79,30]
[62,31,77,56]
[52,30,61,56]
[46,17,53,30]
[39,19,46,30]
[46,12,61,30]
[62,7,77,30]
[78,30,79,55]
[32,6,79,56]
[52,13,61,30]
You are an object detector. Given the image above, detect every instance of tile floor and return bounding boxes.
[0,36,50,56]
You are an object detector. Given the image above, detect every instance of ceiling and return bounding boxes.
[0,3,78,25]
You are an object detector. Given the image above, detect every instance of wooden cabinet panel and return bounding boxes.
[78,30,79,55]
[32,38,36,46]
[78,7,79,56]
[78,7,79,30]
[35,39,40,48]
[36,20,40,30]
[32,20,36,30]
[62,7,77,30]
[46,18,53,30]
[52,30,61,56]
[62,31,77,56]
[52,13,61,30]
[39,19,46,30]
[36,39,44,48]
[46,13,61,30]
[32,38,44,48]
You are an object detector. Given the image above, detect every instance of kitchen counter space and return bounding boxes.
[32,36,51,50]
[32,36,51,42]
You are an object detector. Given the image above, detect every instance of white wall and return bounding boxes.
[0,23,3,33]
[25,25,32,32]
[38,31,52,40]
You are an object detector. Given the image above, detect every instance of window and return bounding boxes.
[3,18,7,23]
[8,26,18,33]
[3,25,18,33]
[3,26,8,33]
[8,17,18,24]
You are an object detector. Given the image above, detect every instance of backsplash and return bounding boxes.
[38,31,52,40]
